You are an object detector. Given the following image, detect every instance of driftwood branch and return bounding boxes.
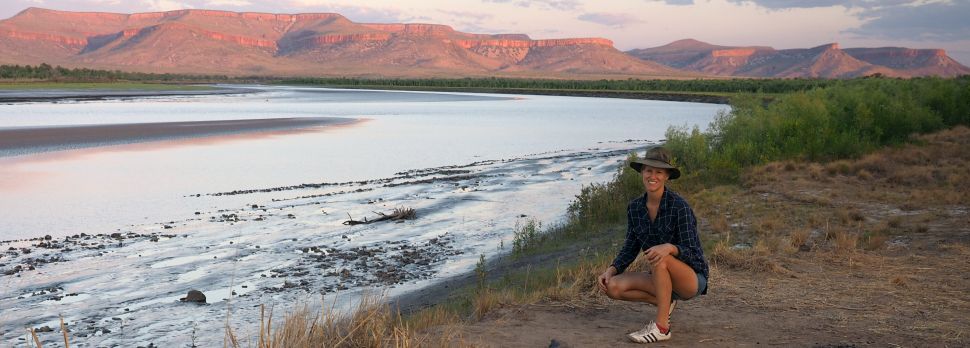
[342,207,416,226]
[343,212,370,226]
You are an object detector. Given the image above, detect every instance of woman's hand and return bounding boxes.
[597,266,617,293]
[643,243,676,266]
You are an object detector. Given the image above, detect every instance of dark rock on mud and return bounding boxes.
[180,289,206,303]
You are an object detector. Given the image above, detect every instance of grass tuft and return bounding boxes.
[232,293,463,348]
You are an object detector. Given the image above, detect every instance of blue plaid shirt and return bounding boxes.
[611,188,709,293]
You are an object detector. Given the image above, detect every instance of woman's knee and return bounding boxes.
[651,256,671,272]
[604,282,624,299]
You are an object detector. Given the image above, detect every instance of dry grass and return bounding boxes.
[835,207,864,224]
[788,228,811,251]
[472,290,512,320]
[404,306,461,333]
[887,216,902,228]
[862,223,891,251]
[390,207,417,220]
[831,229,859,254]
[708,238,788,274]
[753,215,781,237]
[711,215,730,235]
[824,160,852,176]
[694,126,970,274]
[807,163,827,182]
[60,315,70,348]
[230,294,463,348]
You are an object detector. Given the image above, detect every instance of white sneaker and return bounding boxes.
[627,321,671,343]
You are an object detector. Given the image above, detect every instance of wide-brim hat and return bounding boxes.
[630,147,681,180]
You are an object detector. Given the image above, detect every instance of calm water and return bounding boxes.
[0,86,727,240]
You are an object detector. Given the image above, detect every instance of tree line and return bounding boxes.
[2,63,885,96]
[0,63,231,82]
[282,76,836,94]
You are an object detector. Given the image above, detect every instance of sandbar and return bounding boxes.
[0,117,358,156]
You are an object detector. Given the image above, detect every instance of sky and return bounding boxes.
[1,0,968,65]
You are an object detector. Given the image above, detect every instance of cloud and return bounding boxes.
[845,1,970,42]
[726,0,849,9]
[142,0,190,11]
[577,12,641,28]
[204,0,252,6]
[647,0,695,5]
[482,0,581,11]
[286,1,409,22]
[725,0,916,10]
[437,9,494,22]
[722,1,968,43]
[330,6,408,22]
[436,9,497,32]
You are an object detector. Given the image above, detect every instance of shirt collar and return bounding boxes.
[641,187,671,212]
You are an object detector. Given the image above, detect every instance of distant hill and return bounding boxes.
[628,39,970,78]
[0,7,685,78]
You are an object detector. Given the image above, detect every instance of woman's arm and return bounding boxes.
[610,204,642,275]
[672,204,702,263]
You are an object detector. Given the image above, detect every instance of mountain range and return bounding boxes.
[1,8,967,79]
[627,39,969,78]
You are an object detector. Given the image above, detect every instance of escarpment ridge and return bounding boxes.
[0,7,666,77]
[0,9,965,78]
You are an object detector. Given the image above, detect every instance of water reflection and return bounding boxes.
[0,87,727,240]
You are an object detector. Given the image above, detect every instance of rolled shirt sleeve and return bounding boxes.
[673,204,701,265]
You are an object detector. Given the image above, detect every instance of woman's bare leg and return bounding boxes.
[605,256,699,328]
[652,255,699,328]
[605,272,659,305]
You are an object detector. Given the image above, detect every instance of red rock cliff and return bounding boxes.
[0,28,87,47]
[362,23,457,37]
[123,22,277,50]
[711,48,758,57]
[453,37,613,49]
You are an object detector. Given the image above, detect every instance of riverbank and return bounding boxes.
[289,86,733,105]
[0,82,243,103]
[284,126,969,347]
[445,126,970,346]
[389,78,970,346]
[0,82,731,105]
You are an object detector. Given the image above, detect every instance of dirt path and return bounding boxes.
[456,242,970,347]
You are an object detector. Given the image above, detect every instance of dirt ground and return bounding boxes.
[436,127,970,347]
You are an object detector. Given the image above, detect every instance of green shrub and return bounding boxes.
[666,77,970,182]
[512,219,542,255]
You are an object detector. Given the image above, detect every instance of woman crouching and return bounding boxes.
[597,146,710,343]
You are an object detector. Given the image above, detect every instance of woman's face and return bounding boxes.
[641,166,669,194]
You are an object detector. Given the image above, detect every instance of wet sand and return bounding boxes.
[0,117,358,156]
